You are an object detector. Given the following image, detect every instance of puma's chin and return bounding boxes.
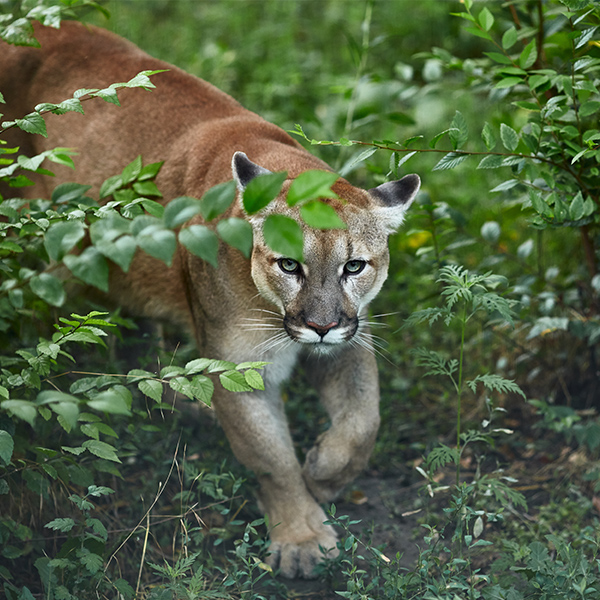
[306,340,347,356]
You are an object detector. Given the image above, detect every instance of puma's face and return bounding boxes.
[250,212,393,351]
[232,152,420,353]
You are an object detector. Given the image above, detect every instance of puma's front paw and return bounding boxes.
[267,528,338,579]
[302,425,377,503]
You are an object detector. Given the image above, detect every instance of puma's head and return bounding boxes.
[232,152,420,353]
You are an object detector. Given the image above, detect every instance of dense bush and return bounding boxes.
[1,0,599,598]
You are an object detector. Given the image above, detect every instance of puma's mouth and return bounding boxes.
[283,318,358,347]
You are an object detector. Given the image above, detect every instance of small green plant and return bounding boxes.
[406,264,525,482]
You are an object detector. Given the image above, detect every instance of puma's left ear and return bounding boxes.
[231,151,272,192]
[369,173,421,232]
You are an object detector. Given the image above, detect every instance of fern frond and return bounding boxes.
[467,373,526,398]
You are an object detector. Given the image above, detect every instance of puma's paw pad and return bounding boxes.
[267,534,338,579]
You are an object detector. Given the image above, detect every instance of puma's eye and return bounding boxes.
[278,258,301,274]
[344,260,366,275]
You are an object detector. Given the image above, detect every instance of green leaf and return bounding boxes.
[113,579,135,600]
[529,190,552,218]
[502,26,518,49]
[500,123,519,151]
[30,273,66,307]
[1,400,37,425]
[190,375,214,407]
[519,39,538,69]
[184,358,214,374]
[263,214,303,261]
[429,128,456,148]
[136,227,177,266]
[477,155,504,169]
[45,518,75,533]
[52,402,80,432]
[484,52,513,65]
[89,211,131,241]
[481,221,500,243]
[1,17,39,47]
[64,248,109,292]
[517,239,534,259]
[569,192,585,221]
[579,100,600,118]
[465,26,493,42]
[163,196,202,229]
[286,170,339,207]
[138,161,163,181]
[179,225,219,267]
[467,373,526,398]
[220,370,253,393]
[216,217,253,258]
[88,387,132,415]
[244,369,265,390]
[236,361,269,370]
[13,112,47,137]
[200,180,236,221]
[95,87,120,105]
[478,7,494,31]
[134,181,162,199]
[432,152,469,171]
[44,220,85,261]
[0,430,14,465]
[425,444,459,472]
[449,111,468,150]
[528,74,550,91]
[513,101,539,111]
[300,201,346,230]
[51,182,92,205]
[481,122,497,150]
[95,234,137,273]
[205,360,237,373]
[99,174,123,199]
[87,517,108,540]
[82,440,121,463]
[495,76,523,89]
[575,26,597,50]
[138,379,163,403]
[80,549,103,574]
[340,147,377,177]
[242,171,287,214]
[121,155,142,185]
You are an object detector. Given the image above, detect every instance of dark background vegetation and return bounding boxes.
[1,0,599,598]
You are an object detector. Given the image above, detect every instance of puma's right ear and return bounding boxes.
[369,173,421,232]
[231,151,272,192]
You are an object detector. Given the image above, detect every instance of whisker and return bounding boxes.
[358,332,388,348]
[248,308,283,317]
[350,331,399,368]
[369,311,401,319]
[360,320,389,329]
[240,317,283,323]
[253,331,291,355]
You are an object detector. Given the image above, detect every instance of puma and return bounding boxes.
[0,22,420,578]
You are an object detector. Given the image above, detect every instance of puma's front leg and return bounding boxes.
[210,384,338,578]
[301,344,381,503]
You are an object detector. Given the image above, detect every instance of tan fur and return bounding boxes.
[0,22,420,578]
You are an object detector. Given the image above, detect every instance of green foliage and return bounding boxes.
[0,1,109,47]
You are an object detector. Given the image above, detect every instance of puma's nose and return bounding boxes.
[306,320,338,338]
